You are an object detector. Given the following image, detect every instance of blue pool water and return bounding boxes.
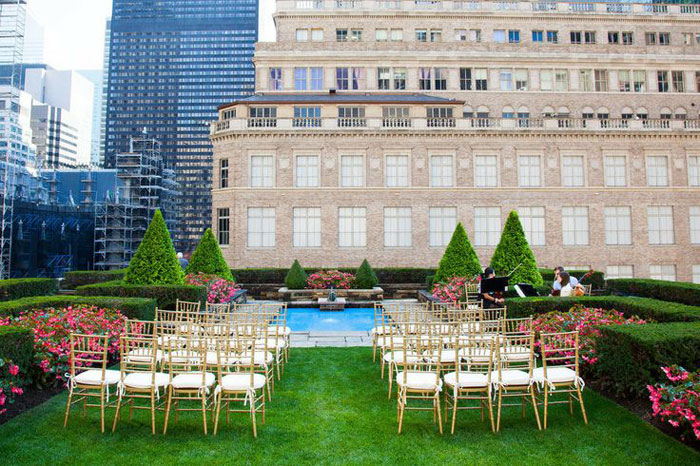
[286,308,374,332]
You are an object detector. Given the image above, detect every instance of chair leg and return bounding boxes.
[112,395,122,433]
[261,392,266,425]
[213,392,222,436]
[100,387,106,433]
[151,391,156,436]
[436,393,443,435]
[163,389,172,435]
[451,392,458,435]
[397,390,406,434]
[201,395,208,435]
[251,397,257,438]
[531,388,542,431]
[381,358,385,379]
[543,385,549,430]
[487,392,495,433]
[577,385,589,425]
[496,389,502,433]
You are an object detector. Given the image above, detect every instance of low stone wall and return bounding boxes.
[240,283,421,300]
[279,287,384,302]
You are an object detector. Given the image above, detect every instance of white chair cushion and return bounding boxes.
[221,373,266,391]
[205,351,237,366]
[74,369,120,386]
[501,345,531,361]
[496,369,531,387]
[370,326,389,336]
[396,371,442,391]
[255,338,286,350]
[123,372,169,389]
[383,351,420,365]
[238,351,274,366]
[377,337,403,348]
[532,367,578,385]
[125,348,163,364]
[171,372,216,389]
[443,371,489,388]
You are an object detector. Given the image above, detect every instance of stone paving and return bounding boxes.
[291,331,372,347]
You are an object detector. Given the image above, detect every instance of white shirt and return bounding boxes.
[553,276,579,291]
[559,284,574,297]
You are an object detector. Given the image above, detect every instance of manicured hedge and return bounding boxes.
[506,296,700,323]
[538,268,605,289]
[606,278,700,307]
[0,295,157,320]
[61,269,126,289]
[0,326,33,374]
[0,278,58,301]
[595,323,700,397]
[75,280,205,310]
[234,267,438,285]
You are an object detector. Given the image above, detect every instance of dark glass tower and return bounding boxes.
[105,0,257,250]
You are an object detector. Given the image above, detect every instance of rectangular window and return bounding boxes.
[294,67,308,91]
[608,31,619,44]
[219,159,229,188]
[427,107,453,127]
[532,30,543,42]
[607,265,634,279]
[269,68,282,90]
[562,155,585,187]
[470,29,482,42]
[311,29,323,41]
[689,156,700,187]
[250,155,274,187]
[390,29,403,41]
[518,155,541,187]
[378,67,390,90]
[694,265,700,284]
[646,156,669,187]
[584,31,596,44]
[594,70,608,92]
[384,207,412,247]
[455,29,467,42]
[393,67,406,89]
[672,71,685,92]
[340,155,364,187]
[376,28,388,41]
[649,265,675,281]
[310,67,323,90]
[386,155,409,187]
[474,207,501,246]
[634,70,647,92]
[515,69,528,90]
[618,70,631,92]
[382,106,410,127]
[562,207,589,246]
[460,68,472,90]
[508,29,520,43]
[475,68,488,90]
[293,106,321,127]
[622,31,634,45]
[295,155,320,187]
[429,207,457,247]
[336,67,364,90]
[217,208,230,246]
[474,155,498,187]
[430,155,454,187]
[500,69,513,91]
[645,32,657,45]
[647,206,674,244]
[578,70,593,92]
[419,68,431,90]
[338,106,365,127]
[540,70,552,91]
[247,207,275,248]
[690,206,700,244]
[493,30,505,43]
[555,70,568,91]
[659,32,670,45]
[518,206,546,246]
[429,29,441,42]
[658,71,669,92]
[547,30,558,43]
[336,29,348,42]
[434,68,447,90]
[416,29,427,42]
[293,207,321,248]
[605,206,632,245]
[296,29,309,42]
[338,207,366,247]
[570,31,582,44]
[350,29,362,41]
[604,156,627,187]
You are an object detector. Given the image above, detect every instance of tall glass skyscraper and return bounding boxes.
[105,0,257,249]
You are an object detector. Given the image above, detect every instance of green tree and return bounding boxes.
[489,210,544,287]
[285,259,308,289]
[123,209,184,285]
[354,259,379,289]
[185,228,233,280]
[433,222,482,283]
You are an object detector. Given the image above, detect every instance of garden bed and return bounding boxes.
[0,385,63,426]
[278,287,384,302]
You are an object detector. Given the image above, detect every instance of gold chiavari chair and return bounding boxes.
[240,313,275,401]
[503,317,533,336]
[384,314,420,399]
[494,333,541,432]
[213,333,267,437]
[465,283,481,306]
[482,306,507,322]
[176,299,202,317]
[112,334,169,434]
[444,337,495,434]
[261,303,290,368]
[533,331,588,429]
[162,336,216,435]
[371,302,389,362]
[125,319,156,338]
[396,324,444,435]
[63,333,120,433]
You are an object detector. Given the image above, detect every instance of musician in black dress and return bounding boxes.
[480,267,505,309]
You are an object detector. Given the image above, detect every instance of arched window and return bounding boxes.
[517,106,530,127]
[621,106,634,119]
[581,106,594,118]
[502,105,514,119]
[660,107,672,119]
[542,105,554,117]
[636,107,648,119]
[462,105,473,118]
[674,107,687,120]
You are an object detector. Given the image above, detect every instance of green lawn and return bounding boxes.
[0,347,697,465]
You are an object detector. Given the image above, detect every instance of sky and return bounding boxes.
[27,0,276,71]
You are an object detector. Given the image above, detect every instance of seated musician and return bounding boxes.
[552,266,579,295]
[480,267,505,309]
[556,271,585,297]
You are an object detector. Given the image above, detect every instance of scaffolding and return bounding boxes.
[93,201,134,270]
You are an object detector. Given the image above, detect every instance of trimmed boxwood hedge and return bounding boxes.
[233,267,438,285]
[61,269,126,289]
[75,280,205,310]
[0,278,58,302]
[0,326,33,374]
[595,322,700,397]
[0,295,157,320]
[606,278,700,307]
[506,296,700,323]
[537,268,605,289]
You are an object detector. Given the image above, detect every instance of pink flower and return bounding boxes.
[10,387,22,395]
[8,364,18,376]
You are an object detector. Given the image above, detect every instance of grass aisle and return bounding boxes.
[0,347,697,465]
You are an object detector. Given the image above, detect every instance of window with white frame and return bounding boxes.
[604,156,627,187]
[219,159,229,188]
[250,155,274,187]
[311,29,323,41]
[269,68,282,90]
[295,155,319,187]
[518,207,545,246]
[690,206,700,244]
[340,155,364,187]
[247,208,275,248]
[562,155,585,187]
[689,156,700,186]
[429,207,457,247]
[647,206,674,244]
[386,155,409,187]
[604,206,632,245]
[296,29,308,42]
[646,156,669,187]
[693,265,700,284]
[474,207,501,246]
[293,207,321,248]
[518,155,541,187]
[649,265,676,281]
[607,265,634,279]
[217,208,229,246]
[384,207,412,247]
[562,206,589,246]
[474,155,498,187]
[338,207,366,247]
[430,155,454,187]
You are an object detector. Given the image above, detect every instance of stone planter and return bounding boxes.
[278,287,384,302]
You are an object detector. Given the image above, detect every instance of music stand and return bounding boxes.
[480,276,509,294]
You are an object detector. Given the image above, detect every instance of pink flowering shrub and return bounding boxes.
[306,270,355,289]
[647,366,700,441]
[431,276,480,303]
[185,273,240,303]
[531,306,646,367]
[0,359,23,416]
[0,306,126,387]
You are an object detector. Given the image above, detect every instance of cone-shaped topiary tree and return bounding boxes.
[354,259,379,289]
[185,228,233,280]
[285,259,308,289]
[433,222,482,283]
[489,210,544,287]
[123,209,184,285]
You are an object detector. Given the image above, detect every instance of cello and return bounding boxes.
[573,269,595,296]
